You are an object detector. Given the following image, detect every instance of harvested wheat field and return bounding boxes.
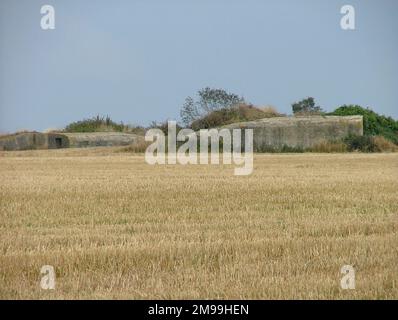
[0,149,397,299]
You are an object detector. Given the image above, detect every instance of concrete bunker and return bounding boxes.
[0,132,69,151]
[222,115,363,150]
[0,116,363,151]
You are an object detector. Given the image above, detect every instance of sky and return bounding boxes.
[0,0,397,133]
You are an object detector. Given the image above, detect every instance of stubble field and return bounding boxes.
[0,148,397,299]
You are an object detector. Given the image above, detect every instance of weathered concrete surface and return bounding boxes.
[62,132,142,148]
[0,132,144,150]
[0,132,69,151]
[222,116,363,150]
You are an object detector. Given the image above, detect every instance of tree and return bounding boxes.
[180,97,200,127]
[292,97,323,115]
[180,87,245,127]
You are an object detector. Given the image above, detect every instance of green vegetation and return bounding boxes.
[57,92,398,154]
[343,134,398,152]
[64,115,124,132]
[292,97,324,115]
[328,105,398,144]
[309,105,398,152]
[180,87,284,131]
[64,115,145,135]
[343,134,377,152]
[275,135,397,153]
[180,87,245,127]
[286,102,398,151]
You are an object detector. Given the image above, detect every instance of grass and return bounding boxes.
[0,149,397,299]
[310,140,348,153]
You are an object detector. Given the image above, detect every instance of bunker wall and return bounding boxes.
[0,133,69,151]
[223,116,363,150]
[62,132,142,148]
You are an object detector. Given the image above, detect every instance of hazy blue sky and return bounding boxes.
[0,0,397,132]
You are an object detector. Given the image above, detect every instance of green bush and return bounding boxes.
[329,105,398,144]
[343,134,398,153]
[64,115,126,133]
[343,135,377,152]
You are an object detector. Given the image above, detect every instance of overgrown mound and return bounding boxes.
[328,105,398,144]
[181,87,284,131]
[64,115,145,135]
[191,104,283,131]
[64,115,124,132]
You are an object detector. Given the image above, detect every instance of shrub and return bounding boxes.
[329,105,398,144]
[64,115,126,133]
[343,135,377,152]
